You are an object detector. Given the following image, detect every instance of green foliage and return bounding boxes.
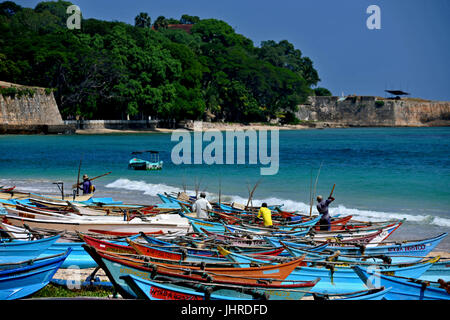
[314,87,332,96]
[279,111,301,125]
[0,85,35,98]
[375,100,385,107]
[0,1,328,123]
[134,12,151,28]
[153,15,168,30]
[31,284,113,298]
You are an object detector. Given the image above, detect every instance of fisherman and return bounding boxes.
[316,195,335,231]
[192,192,212,219]
[257,202,273,228]
[79,174,95,195]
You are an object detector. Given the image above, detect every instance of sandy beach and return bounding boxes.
[75,122,316,135]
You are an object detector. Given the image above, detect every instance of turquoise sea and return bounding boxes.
[0,127,449,250]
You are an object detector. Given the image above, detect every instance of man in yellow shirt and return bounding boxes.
[257,203,273,227]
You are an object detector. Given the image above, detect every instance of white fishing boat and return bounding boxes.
[1,208,190,234]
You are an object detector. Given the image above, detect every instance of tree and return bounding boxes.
[153,16,168,30]
[259,39,320,86]
[314,87,332,96]
[0,2,325,124]
[134,12,151,28]
[0,1,22,17]
[180,14,200,25]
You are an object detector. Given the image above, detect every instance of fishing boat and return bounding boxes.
[83,244,306,298]
[218,246,439,294]
[418,258,450,282]
[128,150,163,170]
[311,287,392,300]
[0,235,61,263]
[121,274,319,300]
[81,233,286,262]
[1,211,190,234]
[265,221,403,249]
[184,215,312,237]
[84,244,318,299]
[353,265,450,300]
[278,233,448,264]
[0,249,71,300]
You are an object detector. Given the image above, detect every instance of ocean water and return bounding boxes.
[0,127,449,250]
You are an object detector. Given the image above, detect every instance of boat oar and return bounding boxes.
[329,184,336,198]
[75,158,82,195]
[72,171,112,189]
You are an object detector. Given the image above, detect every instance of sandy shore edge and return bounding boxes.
[75,123,314,134]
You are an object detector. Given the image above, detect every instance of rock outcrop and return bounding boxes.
[296,96,450,127]
[0,81,74,134]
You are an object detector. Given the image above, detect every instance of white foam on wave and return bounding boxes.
[105,178,450,228]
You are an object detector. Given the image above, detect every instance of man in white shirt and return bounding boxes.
[192,192,212,219]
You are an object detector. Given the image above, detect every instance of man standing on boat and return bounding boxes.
[316,195,335,231]
[79,174,95,195]
[257,203,273,228]
[192,192,212,219]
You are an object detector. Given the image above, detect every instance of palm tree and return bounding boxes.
[153,16,168,30]
[134,12,151,28]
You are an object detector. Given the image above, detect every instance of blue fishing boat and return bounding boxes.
[218,246,438,294]
[0,235,61,263]
[218,202,283,214]
[0,249,71,300]
[38,234,141,269]
[128,150,163,170]
[353,266,450,300]
[39,242,96,269]
[139,233,282,256]
[120,274,318,300]
[266,233,448,264]
[181,213,311,236]
[312,287,392,300]
[157,193,177,204]
[418,258,450,282]
[281,242,404,265]
[83,244,305,299]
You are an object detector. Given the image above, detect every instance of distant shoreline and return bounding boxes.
[75,123,315,134]
[74,122,450,134]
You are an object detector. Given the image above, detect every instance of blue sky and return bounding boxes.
[13,0,450,101]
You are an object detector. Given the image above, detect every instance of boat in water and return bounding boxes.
[128,150,163,171]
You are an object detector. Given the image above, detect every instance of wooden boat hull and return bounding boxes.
[220,247,438,294]
[418,258,450,282]
[0,235,60,263]
[354,266,450,300]
[0,249,71,300]
[325,232,448,262]
[266,223,402,249]
[121,274,318,300]
[2,214,190,234]
[87,229,164,237]
[83,245,305,298]
[312,287,392,300]
[84,245,311,299]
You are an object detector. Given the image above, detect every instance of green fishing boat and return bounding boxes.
[128,150,163,170]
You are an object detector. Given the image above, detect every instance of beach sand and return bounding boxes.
[75,122,315,135]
